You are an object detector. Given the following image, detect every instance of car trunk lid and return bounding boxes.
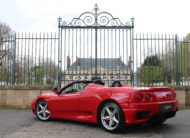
[145,87,176,102]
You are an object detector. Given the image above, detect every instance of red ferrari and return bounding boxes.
[32,80,178,133]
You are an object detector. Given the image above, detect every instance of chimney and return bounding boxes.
[127,56,131,69]
[76,57,81,70]
[67,56,71,69]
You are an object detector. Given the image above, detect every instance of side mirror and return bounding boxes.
[52,87,60,94]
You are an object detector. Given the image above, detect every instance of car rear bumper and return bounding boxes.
[122,100,178,125]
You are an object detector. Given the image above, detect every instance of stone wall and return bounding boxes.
[187,92,190,106]
[0,86,52,109]
[173,86,190,107]
[0,86,189,109]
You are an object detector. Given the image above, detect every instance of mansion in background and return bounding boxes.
[62,56,132,86]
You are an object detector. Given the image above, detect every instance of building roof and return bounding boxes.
[67,58,129,71]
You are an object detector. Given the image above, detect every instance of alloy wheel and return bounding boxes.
[101,104,120,131]
[36,101,50,121]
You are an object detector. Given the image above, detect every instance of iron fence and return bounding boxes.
[0,33,59,86]
[134,34,190,86]
[0,32,190,86]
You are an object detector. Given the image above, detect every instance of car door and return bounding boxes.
[77,84,103,123]
[49,82,82,120]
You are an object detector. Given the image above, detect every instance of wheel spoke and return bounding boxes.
[105,107,112,115]
[43,112,46,118]
[44,104,47,109]
[112,117,119,124]
[109,119,113,127]
[37,111,43,114]
[112,109,117,116]
[39,104,44,109]
[45,110,50,114]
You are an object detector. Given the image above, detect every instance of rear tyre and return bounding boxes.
[99,102,126,133]
[36,99,51,121]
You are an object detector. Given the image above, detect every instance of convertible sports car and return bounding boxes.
[32,80,178,133]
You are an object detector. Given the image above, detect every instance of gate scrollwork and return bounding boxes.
[60,4,133,27]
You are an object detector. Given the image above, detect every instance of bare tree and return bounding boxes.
[0,22,14,66]
[0,22,12,37]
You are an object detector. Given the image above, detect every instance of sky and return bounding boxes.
[0,0,190,37]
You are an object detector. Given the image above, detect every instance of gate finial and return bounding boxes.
[93,3,99,15]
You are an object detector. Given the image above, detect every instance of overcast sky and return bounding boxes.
[0,0,190,36]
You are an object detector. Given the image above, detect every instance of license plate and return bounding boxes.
[160,104,173,112]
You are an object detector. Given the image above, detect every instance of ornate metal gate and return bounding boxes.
[58,4,134,86]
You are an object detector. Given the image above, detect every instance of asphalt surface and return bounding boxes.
[0,110,37,138]
[0,109,190,138]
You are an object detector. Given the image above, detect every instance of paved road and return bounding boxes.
[0,110,37,138]
[0,109,190,138]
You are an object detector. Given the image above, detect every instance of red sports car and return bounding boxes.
[31,80,178,133]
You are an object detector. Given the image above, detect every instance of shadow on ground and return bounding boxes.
[50,118,174,134]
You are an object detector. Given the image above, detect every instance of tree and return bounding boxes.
[143,55,162,66]
[160,33,190,84]
[0,22,15,84]
[0,67,8,82]
[179,33,190,76]
[140,66,164,85]
[29,59,59,85]
[30,66,44,84]
[138,55,164,85]
[0,22,12,38]
[0,22,14,66]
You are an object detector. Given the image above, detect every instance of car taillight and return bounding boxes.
[135,92,152,102]
[136,93,143,102]
[145,93,151,101]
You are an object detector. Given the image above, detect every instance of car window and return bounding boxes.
[61,82,89,94]
[80,83,88,91]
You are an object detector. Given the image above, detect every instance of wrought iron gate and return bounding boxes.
[58,4,134,86]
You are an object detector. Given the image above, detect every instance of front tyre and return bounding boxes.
[36,99,51,121]
[99,102,126,133]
